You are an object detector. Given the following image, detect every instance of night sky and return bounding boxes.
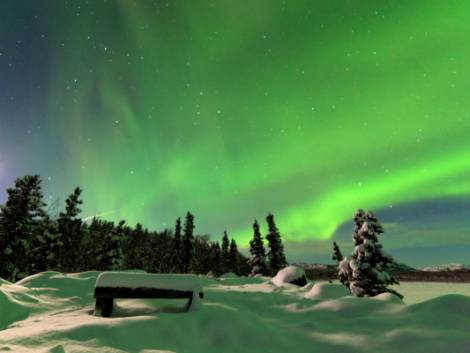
[1,1,470,266]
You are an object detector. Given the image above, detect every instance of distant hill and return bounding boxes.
[420,264,470,272]
[296,262,470,283]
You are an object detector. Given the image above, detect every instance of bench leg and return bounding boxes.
[184,295,193,312]
[95,297,114,317]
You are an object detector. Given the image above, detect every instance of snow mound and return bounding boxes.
[406,294,470,316]
[0,278,12,285]
[271,266,307,287]
[372,292,404,304]
[0,289,32,329]
[305,283,350,300]
[16,271,99,305]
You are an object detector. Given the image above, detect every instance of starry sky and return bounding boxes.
[1,0,470,267]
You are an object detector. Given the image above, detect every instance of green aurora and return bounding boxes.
[2,1,470,264]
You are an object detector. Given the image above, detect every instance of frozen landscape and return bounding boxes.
[0,271,469,353]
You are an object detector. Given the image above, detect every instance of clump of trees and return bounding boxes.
[0,175,251,282]
[248,214,288,276]
[335,209,403,299]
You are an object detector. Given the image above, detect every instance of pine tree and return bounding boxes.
[57,187,83,272]
[332,241,344,263]
[237,252,251,276]
[229,238,239,274]
[173,217,182,272]
[0,175,48,281]
[340,209,403,299]
[109,220,127,271]
[265,213,287,275]
[146,229,174,273]
[191,235,213,275]
[220,230,230,274]
[123,223,146,270]
[249,219,267,276]
[182,212,195,273]
[211,241,222,276]
[29,214,57,274]
[87,218,122,271]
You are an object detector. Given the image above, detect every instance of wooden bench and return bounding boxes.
[94,272,204,317]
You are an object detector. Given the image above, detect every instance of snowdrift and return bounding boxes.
[0,272,469,353]
[270,266,307,287]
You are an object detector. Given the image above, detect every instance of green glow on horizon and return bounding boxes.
[37,1,470,245]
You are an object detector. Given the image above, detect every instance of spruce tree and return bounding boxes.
[249,219,267,276]
[29,214,57,274]
[340,209,403,299]
[0,175,48,281]
[147,229,174,273]
[237,252,251,276]
[109,220,127,270]
[265,213,287,275]
[57,187,83,272]
[332,241,344,263]
[92,219,126,271]
[124,223,146,270]
[182,212,194,273]
[173,217,182,272]
[229,238,239,274]
[211,241,222,276]
[191,235,213,275]
[220,230,230,274]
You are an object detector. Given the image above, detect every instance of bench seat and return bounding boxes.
[94,272,204,317]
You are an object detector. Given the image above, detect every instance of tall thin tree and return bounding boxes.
[182,212,195,273]
[265,213,287,275]
[249,219,267,276]
[229,238,239,274]
[221,230,230,274]
[332,241,344,263]
[57,187,83,272]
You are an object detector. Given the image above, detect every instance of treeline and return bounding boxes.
[0,175,288,282]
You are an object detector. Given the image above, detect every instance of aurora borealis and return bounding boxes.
[1,1,470,266]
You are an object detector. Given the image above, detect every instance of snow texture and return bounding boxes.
[270,266,306,287]
[0,271,469,353]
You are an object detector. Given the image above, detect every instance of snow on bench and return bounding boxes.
[94,272,204,317]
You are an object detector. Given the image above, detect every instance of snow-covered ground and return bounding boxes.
[1,271,469,353]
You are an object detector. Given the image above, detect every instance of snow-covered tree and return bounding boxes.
[182,212,195,273]
[265,213,287,275]
[339,209,403,299]
[249,219,267,276]
[332,241,344,263]
[0,175,48,281]
[220,230,230,273]
[229,238,239,274]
